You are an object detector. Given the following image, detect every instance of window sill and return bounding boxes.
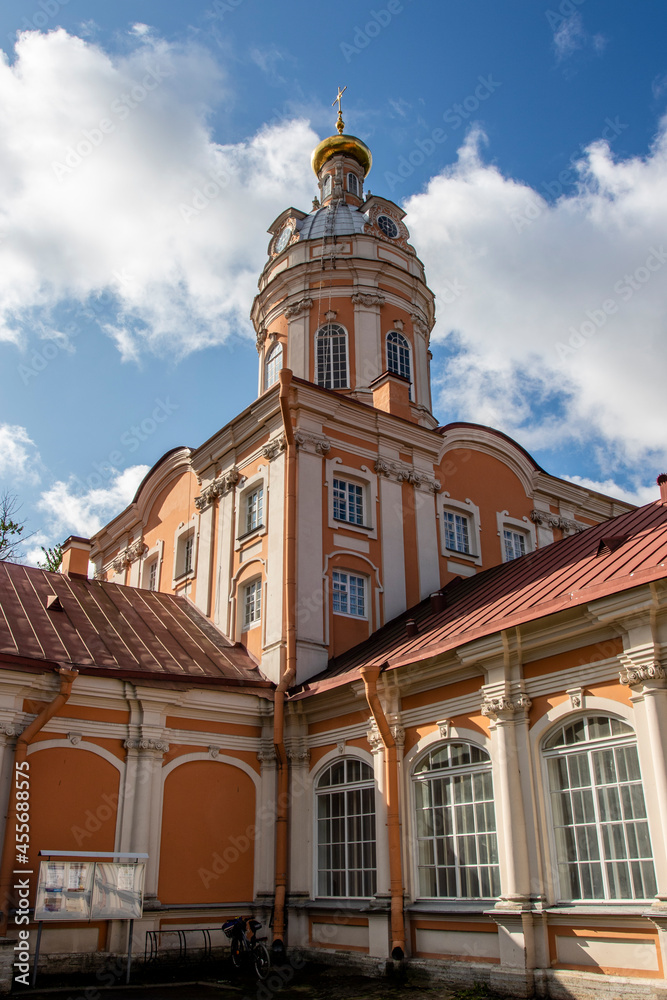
[445,547,477,561]
[409,899,498,914]
[173,570,195,585]
[237,525,265,543]
[333,517,372,531]
[333,610,367,621]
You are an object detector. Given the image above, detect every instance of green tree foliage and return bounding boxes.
[38,544,63,572]
[0,491,27,562]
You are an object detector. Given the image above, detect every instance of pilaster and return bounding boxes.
[122,738,169,899]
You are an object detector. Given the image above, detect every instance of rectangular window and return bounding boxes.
[333,478,364,526]
[245,487,264,534]
[148,561,157,591]
[503,529,526,561]
[332,571,366,618]
[444,512,471,554]
[184,535,194,574]
[243,579,262,628]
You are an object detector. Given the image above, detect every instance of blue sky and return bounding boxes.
[1,1,666,562]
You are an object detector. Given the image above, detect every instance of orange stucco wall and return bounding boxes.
[158,760,256,904]
[25,746,120,898]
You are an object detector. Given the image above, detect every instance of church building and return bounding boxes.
[1,98,667,999]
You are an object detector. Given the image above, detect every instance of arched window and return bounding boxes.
[413,742,500,899]
[265,341,282,389]
[316,323,348,389]
[347,173,359,196]
[386,331,412,398]
[322,174,332,198]
[316,758,376,897]
[544,715,656,901]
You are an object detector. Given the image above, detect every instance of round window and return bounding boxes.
[377,215,399,239]
[275,226,292,253]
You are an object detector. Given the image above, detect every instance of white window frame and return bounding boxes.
[412,741,501,901]
[347,172,359,197]
[332,569,367,619]
[236,473,266,546]
[332,477,366,527]
[314,756,377,899]
[496,510,536,563]
[386,330,412,399]
[322,173,332,199]
[440,495,481,566]
[141,539,163,591]
[542,714,657,903]
[172,520,197,584]
[325,459,377,539]
[315,323,349,390]
[264,340,283,390]
[241,577,262,630]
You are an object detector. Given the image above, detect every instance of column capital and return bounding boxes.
[123,738,169,754]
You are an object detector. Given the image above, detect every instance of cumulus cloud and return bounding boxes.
[0,424,41,484]
[553,13,587,60]
[560,476,659,508]
[37,464,150,540]
[0,29,316,357]
[406,121,667,485]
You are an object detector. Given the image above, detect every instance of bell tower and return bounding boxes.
[251,91,437,428]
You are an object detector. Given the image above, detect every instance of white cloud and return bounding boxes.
[560,475,659,508]
[0,29,317,357]
[37,464,150,540]
[0,424,41,484]
[553,13,587,60]
[405,121,667,483]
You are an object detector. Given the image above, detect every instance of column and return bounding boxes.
[122,738,169,900]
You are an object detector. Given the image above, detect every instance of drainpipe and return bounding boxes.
[359,663,405,960]
[272,369,297,955]
[0,665,78,935]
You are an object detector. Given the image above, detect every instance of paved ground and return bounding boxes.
[20,963,500,1000]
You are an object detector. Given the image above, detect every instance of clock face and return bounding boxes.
[275,226,292,253]
[377,214,399,239]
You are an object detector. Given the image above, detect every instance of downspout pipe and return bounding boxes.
[0,665,78,936]
[273,369,297,955]
[359,662,405,960]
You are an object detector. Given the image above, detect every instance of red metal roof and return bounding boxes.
[304,499,667,693]
[0,563,270,689]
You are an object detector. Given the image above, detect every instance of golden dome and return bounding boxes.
[311,134,372,178]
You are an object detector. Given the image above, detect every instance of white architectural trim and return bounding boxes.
[440,494,482,566]
[325,458,378,540]
[496,509,537,562]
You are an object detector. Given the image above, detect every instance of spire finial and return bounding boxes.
[332,85,347,135]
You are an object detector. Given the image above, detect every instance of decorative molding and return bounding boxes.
[437,719,452,740]
[208,746,220,759]
[481,693,532,720]
[262,434,287,461]
[410,313,429,339]
[566,687,584,709]
[195,468,241,510]
[351,292,385,309]
[366,719,404,752]
[619,662,666,687]
[393,319,404,332]
[285,296,313,319]
[112,538,146,572]
[336,741,346,755]
[123,738,170,753]
[286,748,311,765]
[324,310,337,321]
[257,748,277,765]
[67,732,82,746]
[374,458,440,493]
[294,430,331,455]
[530,509,587,535]
[0,725,23,739]
[255,327,268,353]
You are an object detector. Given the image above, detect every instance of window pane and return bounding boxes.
[545,716,656,901]
[316,759,376,898]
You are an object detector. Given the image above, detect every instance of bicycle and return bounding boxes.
[222,915,271,980]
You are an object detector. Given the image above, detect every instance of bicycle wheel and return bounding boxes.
[230,937,243,969]
[254,942,271,980]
